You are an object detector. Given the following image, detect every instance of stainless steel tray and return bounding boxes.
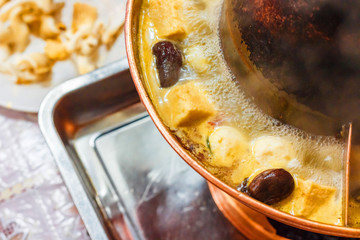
[38,59,244,240]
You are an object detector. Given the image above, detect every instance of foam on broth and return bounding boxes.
[138,0,345,225]
[184,0,344,188]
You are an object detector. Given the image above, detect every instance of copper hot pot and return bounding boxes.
[125,0,360,237]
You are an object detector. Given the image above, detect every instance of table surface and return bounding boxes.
[0,106,89,240]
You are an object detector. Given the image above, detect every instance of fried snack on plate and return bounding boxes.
[0,0,7,9]
[0,0,63,15]
[0,0,65,53]
[44,39,69,61]
[0,44,10,60]
[65,3,103,74]
[13,53,53,84]
[0,21,12,43]
[67,3,124,73]
[72,3,97,33]
[21,7,42,24]
[66,3,102,50]
[0,5,31,52]
[0,1,62,25]
[0,2,38,21]
[73,54,96,75]
[39,15,66,39]
[36,0,64,14]
[0,1,124,82]
[77,21,103,55]
[101,18,124,49]
[0,44,12,74]
[0,0,7,7]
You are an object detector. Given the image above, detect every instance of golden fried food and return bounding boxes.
[14,53,53,83]
[0,1,123,82]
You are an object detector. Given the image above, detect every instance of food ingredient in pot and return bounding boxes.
[275,178,338,222]
[252,136,296,169]
[164,81,215,127]
[148,0,187,40]
[208,126,249,167]
[139,0,344,225]
[237,177,249,194]
[152,41,183,88]
[247,169,294,204]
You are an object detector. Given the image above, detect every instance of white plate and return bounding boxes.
[0,0,127,113]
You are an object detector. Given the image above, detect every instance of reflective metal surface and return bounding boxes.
[39,59,246,240]
[39,60,132,240]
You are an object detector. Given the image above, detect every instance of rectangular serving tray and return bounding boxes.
[38,58,244,240]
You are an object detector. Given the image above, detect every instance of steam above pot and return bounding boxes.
[221,0,360,138]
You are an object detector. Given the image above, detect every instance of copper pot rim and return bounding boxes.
[124,0,360,237]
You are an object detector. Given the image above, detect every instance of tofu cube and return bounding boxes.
[293,179,336,217]
[165,82,215,127]
[149,0,187,40]
[277,178,337,218]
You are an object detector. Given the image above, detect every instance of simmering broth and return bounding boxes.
[137,0,346,225]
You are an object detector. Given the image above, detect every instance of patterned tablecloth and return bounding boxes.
[0,106,89,240]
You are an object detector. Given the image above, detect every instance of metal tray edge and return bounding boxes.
[38,59,130,240]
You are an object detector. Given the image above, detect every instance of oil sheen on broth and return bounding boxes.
[138,0,345,225]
